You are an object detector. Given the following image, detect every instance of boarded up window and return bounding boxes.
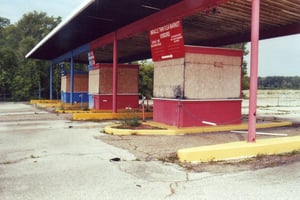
[153,46,243,99]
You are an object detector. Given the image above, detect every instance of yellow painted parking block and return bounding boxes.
[178,136,300,162]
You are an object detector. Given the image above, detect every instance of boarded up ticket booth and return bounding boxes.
[61,72,89,103]
[88,63,139,110]
[152,45,243,127]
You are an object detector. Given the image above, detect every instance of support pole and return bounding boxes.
[112,32,118,113]
[248,0,260,142]
[49,62,53,100]
[38,81,41,100]
[70,53,74,105]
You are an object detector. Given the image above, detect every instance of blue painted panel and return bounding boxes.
[61,92,89,103]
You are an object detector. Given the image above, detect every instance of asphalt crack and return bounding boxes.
[0,152,107,165]
[0,154,39,165]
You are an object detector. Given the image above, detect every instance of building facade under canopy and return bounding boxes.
[26,0,300,142]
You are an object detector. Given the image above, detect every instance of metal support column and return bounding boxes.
[112,32,118,113]
[50,62,53,100]
[248,0,260,142]
[38,81,41,100]
[70,53,74,104]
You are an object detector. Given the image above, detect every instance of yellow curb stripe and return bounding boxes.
[177,136,300,162]
[36,103,62,108]
[104,121,292,136]
[104,125,178,136]
[73,112,153,120]
[30,99,61,104]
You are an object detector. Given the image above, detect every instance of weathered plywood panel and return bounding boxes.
[74,74,88,92]
[90,65,139,94]
[118,68,138,93]
[154,58,185,98]
[185,53,242,66]
[89,69,100,94]
[153,51,242,99]
[62,74,88,92]
[184,52,241,99]
[61,76,67,92]
[99,67,113,94]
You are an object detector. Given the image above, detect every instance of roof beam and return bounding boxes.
[90,0,229,50]
[199,22,300,47]
[52,43,89,64]
[259,22,300,40]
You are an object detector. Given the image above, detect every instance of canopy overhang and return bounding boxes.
[26,0,300,142]
[26,0,300,63]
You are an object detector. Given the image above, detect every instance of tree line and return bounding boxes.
[0,12,61,101]
[258,76,300,89]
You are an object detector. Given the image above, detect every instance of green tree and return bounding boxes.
[0,12,61,101]
[0,48,18,100]
[0,17,10,46]
[138,60,154,99]
[0,17,10,28]
[258,76,300,89]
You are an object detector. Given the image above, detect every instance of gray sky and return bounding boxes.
[1,0,299,77]
[245,35,300,77]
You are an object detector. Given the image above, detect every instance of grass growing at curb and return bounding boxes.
[157,150,300,173]
[118,107,141,128]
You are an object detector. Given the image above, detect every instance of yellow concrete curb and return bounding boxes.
[36,103,62,108]
[73,112,153,121]
[177,136,300,162]
[104,124,176,136]
[32,101,90,110]
[57,108,145,114]
[30,99,61,104]
[56,110,91,114]
[104,121,292,136]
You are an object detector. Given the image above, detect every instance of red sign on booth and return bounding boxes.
[150,20,185,61]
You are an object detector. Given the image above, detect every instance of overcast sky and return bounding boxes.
[1,0,299,77]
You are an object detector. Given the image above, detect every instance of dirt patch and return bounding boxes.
[96,125,300,173]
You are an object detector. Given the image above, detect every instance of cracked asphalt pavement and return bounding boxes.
[1,102,300,200]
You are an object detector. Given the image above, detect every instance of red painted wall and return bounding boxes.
[94,94,139,110]
[153,99,242,127]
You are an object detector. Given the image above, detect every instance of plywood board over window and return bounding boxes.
[89,64,139,95]
[89,69,100,94]
[153,46,243,100]
[184,53,242,99]
[61,73,88,93]
[154,58,185,98]
[61,76,67,92]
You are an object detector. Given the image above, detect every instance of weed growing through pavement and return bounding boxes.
[119,107,141,128]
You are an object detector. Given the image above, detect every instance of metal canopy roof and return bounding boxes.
[26,0,300,63]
